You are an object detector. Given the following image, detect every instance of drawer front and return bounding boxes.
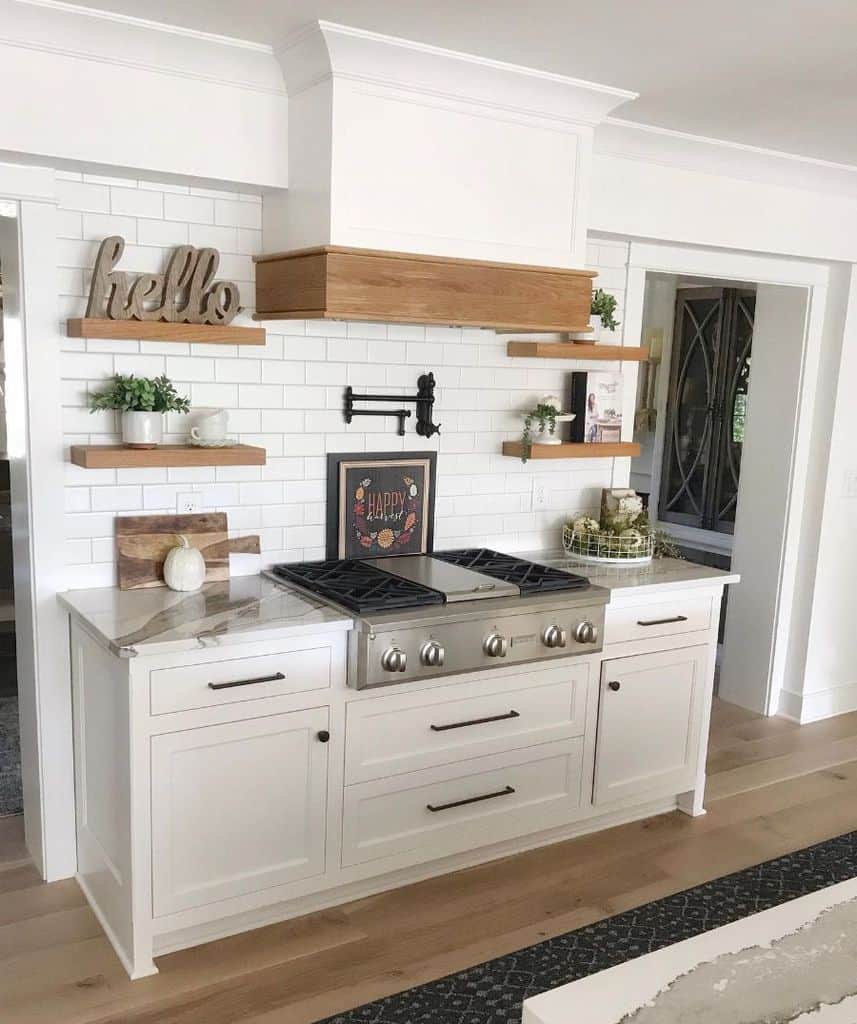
[605,594,713,645]
[345,664,588,784]
[150,644,332,715]
[342,738,584,869]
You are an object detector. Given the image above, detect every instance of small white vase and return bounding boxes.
[567,313,602,345]
[121,411,163,449]
[533,422,562,445]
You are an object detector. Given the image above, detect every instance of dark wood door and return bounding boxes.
[659,288,754,534]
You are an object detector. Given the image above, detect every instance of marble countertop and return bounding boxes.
[58,575,353,658]
[58,555,737,659]
[524,552,739,595]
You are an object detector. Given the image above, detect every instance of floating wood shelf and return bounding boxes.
[502,442,641,460]
[67,319,267,345]
[69,444,267,469]
[507,342,649,361]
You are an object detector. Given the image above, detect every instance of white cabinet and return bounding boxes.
[345,663,588,784]
[151,706,330,916]
[593,646,708,806]
[342,737,585,869]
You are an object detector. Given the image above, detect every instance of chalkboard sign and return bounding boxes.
[326,452,437,559]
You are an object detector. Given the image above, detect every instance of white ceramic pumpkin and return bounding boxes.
[163,534,206,592]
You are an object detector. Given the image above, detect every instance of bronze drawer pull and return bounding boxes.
[426,785,515,813]
[207,671,285,691]
[430,710,520,732]
[636,615,688,627]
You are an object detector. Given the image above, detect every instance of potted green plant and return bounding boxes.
[90,374,190,448]
[519,395,562,463]
[570,287,621,344]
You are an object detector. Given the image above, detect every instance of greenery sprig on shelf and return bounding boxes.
[90,374,191,414]
[591,288,620,332]
[520,402,559,463]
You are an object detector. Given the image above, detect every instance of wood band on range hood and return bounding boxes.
[252,246,596,332]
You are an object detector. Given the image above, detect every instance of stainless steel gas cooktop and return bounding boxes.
[268,549,607,689]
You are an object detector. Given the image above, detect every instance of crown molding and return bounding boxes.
[598,117,857,198]
[15,0,273,52]
[7,0,284,95]
[277,20,636,126]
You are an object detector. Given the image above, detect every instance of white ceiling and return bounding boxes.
[65,0,857,166]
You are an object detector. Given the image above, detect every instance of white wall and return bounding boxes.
[0,0,287,190]
[59,177,633,587]
[785,266,857,722]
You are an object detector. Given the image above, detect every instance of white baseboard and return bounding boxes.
[778,683,857,723]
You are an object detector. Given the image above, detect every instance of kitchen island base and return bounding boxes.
[64,569,733,978]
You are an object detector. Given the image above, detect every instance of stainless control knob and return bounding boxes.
[420,640,445,668]
[380,646,407,673]
[574,621,599,645]
[542,624,568,649]
[483,633,508,658]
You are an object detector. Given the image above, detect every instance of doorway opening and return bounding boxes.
[0,251,20,820]
[618,240,821,718]
[631,274,757,562]
[630,275,758,682]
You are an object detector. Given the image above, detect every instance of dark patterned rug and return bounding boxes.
[317,829,857,1023]
[0,694,22,817]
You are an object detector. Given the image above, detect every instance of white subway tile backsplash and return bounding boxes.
[61,173,626,572]
[58,180,110,213]
[189,223,239,251]
[111,186,163,218]
[164,193,214,223]
[260,410,305,432]
[81,212,137,242]
[166,356,215,382]
[91,486,142,512]
[191,382,239,407]
[239,384,284,408]
[113,353,166,377]
[262,360,307,385]
[137,218,188,246]
[215,359,261,384]
[214,198,262,229]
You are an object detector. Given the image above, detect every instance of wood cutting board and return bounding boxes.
[116,514,260,590]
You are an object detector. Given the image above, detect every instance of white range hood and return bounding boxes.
[266,21,636,269]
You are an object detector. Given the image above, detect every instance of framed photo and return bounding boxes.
[325,451,437,559]
[569,371,624,443]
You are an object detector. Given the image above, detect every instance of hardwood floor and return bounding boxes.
[3,699,857,1024]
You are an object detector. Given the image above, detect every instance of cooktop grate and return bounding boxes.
[432,549,589,594]
[270,558,444,613]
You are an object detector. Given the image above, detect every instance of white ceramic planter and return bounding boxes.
[567,313,602,344]
[121,411,163,449]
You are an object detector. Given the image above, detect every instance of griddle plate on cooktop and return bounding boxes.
[432,548,588,594]
[270,558,443,613]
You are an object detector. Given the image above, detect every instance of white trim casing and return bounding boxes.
[622,240,829,716]
[0,162,74,879]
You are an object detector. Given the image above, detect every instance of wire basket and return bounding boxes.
[562,519,655,565]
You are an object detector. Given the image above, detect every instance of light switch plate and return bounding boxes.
[843,470,857,499]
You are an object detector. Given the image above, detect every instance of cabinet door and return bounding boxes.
[594,646,707,806]
[152,707,329,916]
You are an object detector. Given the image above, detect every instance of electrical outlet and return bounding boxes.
[177,492,201,515]
[532,480,548,510]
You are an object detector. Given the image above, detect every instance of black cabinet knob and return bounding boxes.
[608,681,621,692]
[317,730,330,743]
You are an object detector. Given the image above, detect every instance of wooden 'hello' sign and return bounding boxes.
[85,235,241,325]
